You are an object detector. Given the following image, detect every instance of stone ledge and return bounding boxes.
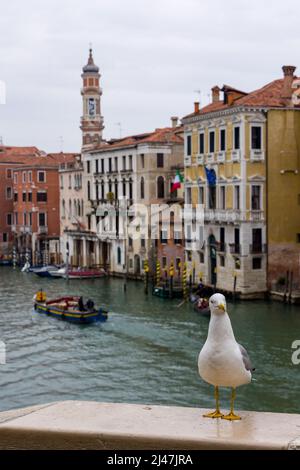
[0,401,299,450]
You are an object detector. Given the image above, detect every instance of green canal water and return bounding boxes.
[0,267,299,414]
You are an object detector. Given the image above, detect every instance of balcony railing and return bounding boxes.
[250,149,265,161]
[217,151,226,163]
[38,226,48,235]
[206,153,215,164]
[231,150,241,161]
[216,242,226,253]
[196,154,204,165]
[249,210,264,222]
[250,243,267,254]
[229,243,241,254]
[184,156,191,167]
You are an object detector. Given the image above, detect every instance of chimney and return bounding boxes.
[194,102,200,113]
[281,65,296,100]
[171,116,179,128]
[212,86,220,103]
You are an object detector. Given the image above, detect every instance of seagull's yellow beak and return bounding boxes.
[218,303,225,312]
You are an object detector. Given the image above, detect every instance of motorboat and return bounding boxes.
[34,295,108,324]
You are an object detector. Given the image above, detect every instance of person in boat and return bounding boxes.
[35,289,46,303]
[86,299,95,311]
[78,296,85,311]
[197,297,209,310]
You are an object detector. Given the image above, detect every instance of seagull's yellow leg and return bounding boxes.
[222,388,241,421]
[203,386,224,419]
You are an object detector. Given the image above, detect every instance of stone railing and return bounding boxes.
[0,401,299,450]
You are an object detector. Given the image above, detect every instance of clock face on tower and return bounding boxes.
[88,98,96,117]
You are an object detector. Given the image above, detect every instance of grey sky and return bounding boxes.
[0,0,299,152]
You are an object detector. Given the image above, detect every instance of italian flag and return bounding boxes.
[171,170,184,192]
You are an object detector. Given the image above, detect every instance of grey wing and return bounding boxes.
[238,344,255,372]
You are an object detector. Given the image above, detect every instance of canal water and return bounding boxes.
[0,267,299,414]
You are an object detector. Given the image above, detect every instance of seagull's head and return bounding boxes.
[209,293,227,315]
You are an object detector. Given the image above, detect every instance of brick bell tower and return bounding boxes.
[80,48,104,150]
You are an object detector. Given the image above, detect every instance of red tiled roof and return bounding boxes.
[0,147,78,168]
[90,127,183,152]
[183,76,300,119]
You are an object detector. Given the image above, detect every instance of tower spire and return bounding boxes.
[80,48,104,151]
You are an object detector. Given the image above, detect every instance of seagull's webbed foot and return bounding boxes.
[221,388,241,421]
[203,410,224,419]
[221,412,241,421]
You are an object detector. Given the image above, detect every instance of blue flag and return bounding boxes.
[205,167,216,186]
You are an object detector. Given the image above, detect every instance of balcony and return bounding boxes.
[229,243,241,254]
[231,150,241,162]
[184,156,191,167]
[217,151,226,163]
[196,154,204,165]
[250,210,264,222]
[206,153,215,164]
[250,243,267,254]
[38,226,48,235]
[250,149,265,161]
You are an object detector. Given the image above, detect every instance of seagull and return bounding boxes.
[198,293,255,421]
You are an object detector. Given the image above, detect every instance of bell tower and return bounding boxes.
[80,48,104,150]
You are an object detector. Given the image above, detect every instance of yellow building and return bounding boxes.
[182,65,300,298]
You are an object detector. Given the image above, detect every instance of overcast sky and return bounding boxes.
[0,0,299,152]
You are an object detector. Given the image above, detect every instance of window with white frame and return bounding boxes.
[251,185,262,210]
[28,171,32,183]
[234,185,240,210]
[22,171,26,183]
[199,132,205,155]
[6,187,12,200]
[209,130,215,153]
[38,171,46,183]
[13,173,17,184]
[186,187,192,205]
[220,185,226,210]
[198,186,204,205]
[251,126,262,150]
[233,126,240,150]
[220,129,226,151]
[186,135,192,156]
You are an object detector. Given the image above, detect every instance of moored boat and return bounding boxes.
[63,268,106,279]
[34,295,108,324]
[34,265,59,277]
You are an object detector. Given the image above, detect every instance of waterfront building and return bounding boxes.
[71,49,185,275]
[182,65,300,297]
[0,146,44,262]
[11,152,75,265]
[84,124,184,276]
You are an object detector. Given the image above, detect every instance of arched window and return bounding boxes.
[157,176,165,199]
[117,246,122,265]
[81,200,84,216]
[68,199,72,219]
[114,179,118,200]
[122,179,126,197]
[140,177,145,199]
[101,181,104,200]
[108,179,112,194]
[77,199,81,217]
[87,180,91,201]
[62,199,65,218]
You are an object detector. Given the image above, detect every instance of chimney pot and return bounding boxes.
[194,102,200,113]
[171,116,179,128]
[281,65,297,101]
[212,86,220,103]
